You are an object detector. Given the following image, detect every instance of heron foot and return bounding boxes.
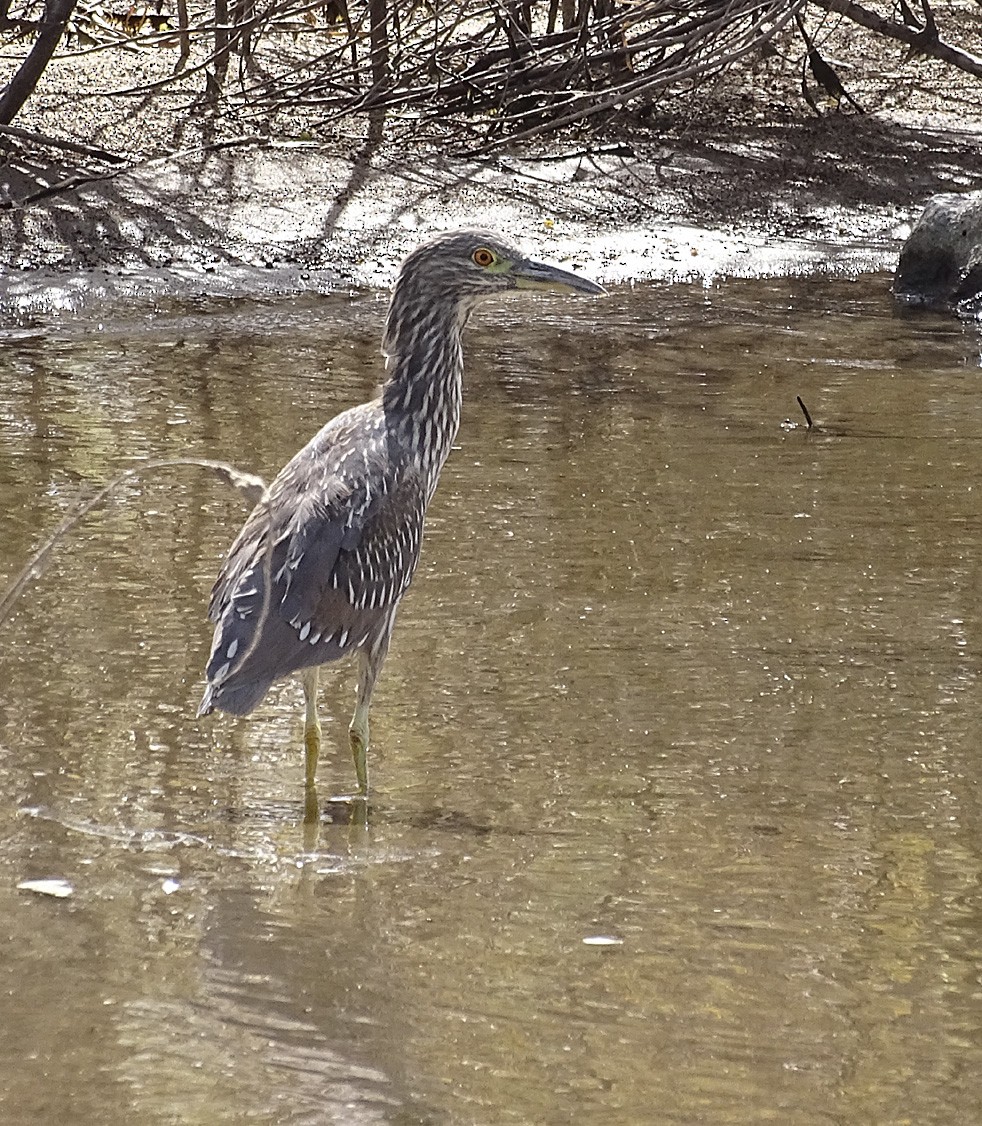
[302,783,320,828]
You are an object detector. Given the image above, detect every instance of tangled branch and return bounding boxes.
[0,0,979,147]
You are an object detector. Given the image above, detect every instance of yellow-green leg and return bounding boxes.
[349,642,387,796]
[300,668,321,821]
[349,703,370,796]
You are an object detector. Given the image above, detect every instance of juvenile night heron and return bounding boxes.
[198,229,604,799]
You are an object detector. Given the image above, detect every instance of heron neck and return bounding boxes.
[381,297,468,486]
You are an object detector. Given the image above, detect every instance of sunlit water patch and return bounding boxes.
[1,276,981,1124]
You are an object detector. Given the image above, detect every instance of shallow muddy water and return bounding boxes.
[1,274,981,1124]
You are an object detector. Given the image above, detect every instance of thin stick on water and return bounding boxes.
[0,457,267,629]
[796,396,814,430]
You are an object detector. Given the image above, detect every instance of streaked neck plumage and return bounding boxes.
[381,274,475,497]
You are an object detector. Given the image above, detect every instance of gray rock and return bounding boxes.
[894,191,982,311]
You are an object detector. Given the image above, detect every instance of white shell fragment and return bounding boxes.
[17,878,74,899]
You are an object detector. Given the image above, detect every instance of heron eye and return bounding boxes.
[472,247,495,267]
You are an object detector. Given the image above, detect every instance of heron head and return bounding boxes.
[398,229,606,302]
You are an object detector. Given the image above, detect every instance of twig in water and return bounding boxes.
[0,457,267,629]
[796,396,813,430]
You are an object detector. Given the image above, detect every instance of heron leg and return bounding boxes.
[349,638,389,796]
[300,667,321,791]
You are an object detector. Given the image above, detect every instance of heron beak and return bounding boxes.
[513,257,606,296]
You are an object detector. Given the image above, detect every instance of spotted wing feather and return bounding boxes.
[199,404,425,717]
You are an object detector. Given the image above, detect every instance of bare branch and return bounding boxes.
[1,0,980,159]
[0,121,126,162]
[808,0,982,79]
[0,458,267,630]
[0,0,76,124]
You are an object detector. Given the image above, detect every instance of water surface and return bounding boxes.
[1,275,981,1124]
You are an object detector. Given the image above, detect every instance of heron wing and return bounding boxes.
[201,404,426,715]
[208,405,379,620]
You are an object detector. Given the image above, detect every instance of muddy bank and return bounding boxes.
[1,113,982,314]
